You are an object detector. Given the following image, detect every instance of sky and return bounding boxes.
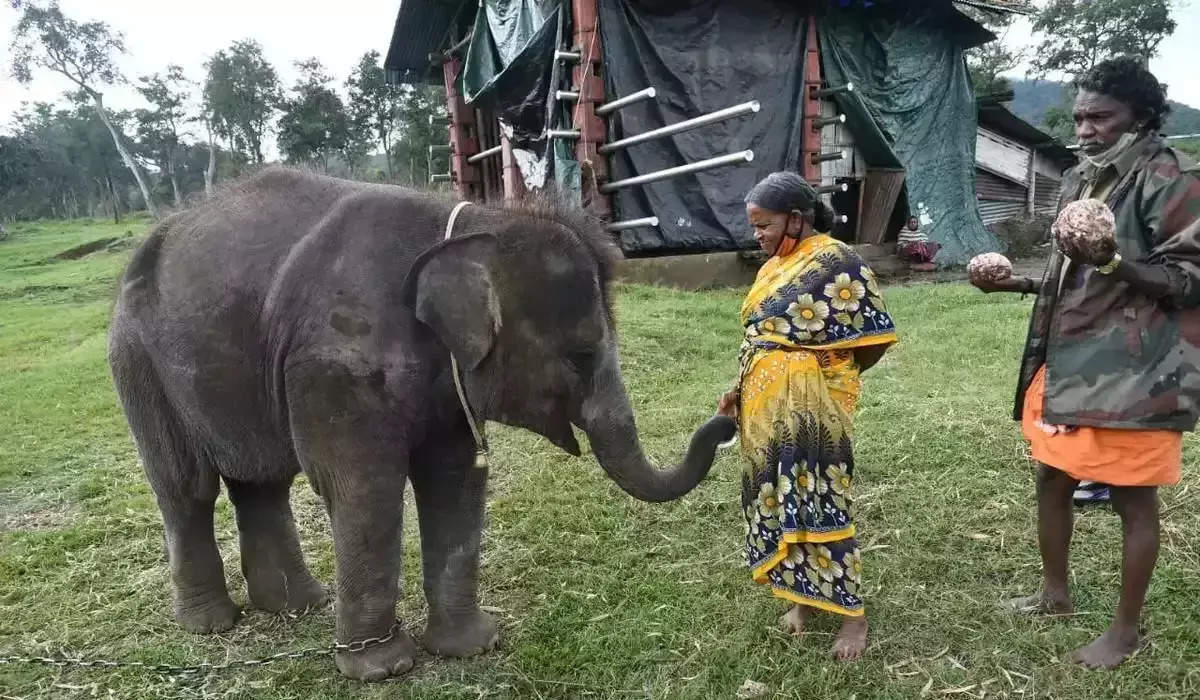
[999,1,1200,111]
[0,0,402,152]
[1,1,1198,139]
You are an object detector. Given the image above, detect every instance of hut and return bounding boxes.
[385,0,1034,267]
[975,94,1077,226]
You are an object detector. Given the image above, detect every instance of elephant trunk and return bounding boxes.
[580,357,737,503]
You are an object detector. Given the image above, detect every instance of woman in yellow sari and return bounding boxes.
[718,172,897,660]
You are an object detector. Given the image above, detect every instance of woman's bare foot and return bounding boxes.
[1071,625,1140,669]
[779,605,810,636]
[1005,591,1073,615]
[832,616,868,661]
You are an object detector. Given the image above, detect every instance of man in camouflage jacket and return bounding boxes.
[971,57,1200,670]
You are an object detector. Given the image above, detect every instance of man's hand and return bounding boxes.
[717,389,738,419]
[1060,235,1118,267]
[969,273,1035,294]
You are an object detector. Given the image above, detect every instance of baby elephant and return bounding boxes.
[107,167,733,681]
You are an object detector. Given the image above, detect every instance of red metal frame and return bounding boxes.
[801,14,823,185]
[570,0,611,215]
[442,57,482,201]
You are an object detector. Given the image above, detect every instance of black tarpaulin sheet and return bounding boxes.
[462,0,562,145]
[818,6,1002,266]
[598,0,808,255]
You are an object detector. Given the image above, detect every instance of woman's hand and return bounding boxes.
[969,274,1035,294]
[717,390,739,419]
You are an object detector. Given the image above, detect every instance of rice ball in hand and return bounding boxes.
[967,252,1013,284]
[1053,199,1117,264]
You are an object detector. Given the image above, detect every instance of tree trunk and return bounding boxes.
[108,173,121,224]
[205,120,217,198]
[91,94,158,219]
[383,132,394,181]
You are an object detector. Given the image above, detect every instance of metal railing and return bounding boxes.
[599,150,755,193]
[598,101,760,155]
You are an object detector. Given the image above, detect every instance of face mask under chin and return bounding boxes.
[1082,130,1142,169]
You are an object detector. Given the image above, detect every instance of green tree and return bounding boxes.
[1031,0,1177,79]
[390,84,448,186]
[202,40,281,165]
[4,100,134,220]
[277,58,350,171]
[962,7,1023,99]
[9,0,159,218]
[135,65,191,206]
[345,50,405,180]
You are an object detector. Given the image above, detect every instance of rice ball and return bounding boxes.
[1053,199,1116,261]
[967,252,1013,283]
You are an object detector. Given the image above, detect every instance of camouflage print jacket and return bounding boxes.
[1013,136,1200,431]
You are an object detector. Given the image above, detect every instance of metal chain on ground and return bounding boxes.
[0,621,402,676]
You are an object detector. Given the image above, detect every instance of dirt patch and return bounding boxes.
[989,215,1054,259]
[0,500,73,533]
[50,237,119,261]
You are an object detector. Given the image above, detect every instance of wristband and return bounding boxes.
[1096,252,1122,275]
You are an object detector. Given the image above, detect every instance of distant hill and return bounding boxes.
[1010,79,1200,137]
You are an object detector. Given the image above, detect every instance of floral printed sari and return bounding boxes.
[737,234,896,616]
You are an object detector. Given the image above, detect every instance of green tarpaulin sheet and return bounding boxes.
[819,6,1003,266]
[461,0,579,196]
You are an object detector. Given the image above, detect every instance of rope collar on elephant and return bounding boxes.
[443,200,489,469]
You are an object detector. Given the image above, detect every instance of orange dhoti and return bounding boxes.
[1022,366,1182,487]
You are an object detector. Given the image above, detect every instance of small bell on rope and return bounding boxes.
[474,449,489,469]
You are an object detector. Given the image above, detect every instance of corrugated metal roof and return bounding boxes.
[952,0,1033,15]
[977,101,1077,165]
[384,0,470,85]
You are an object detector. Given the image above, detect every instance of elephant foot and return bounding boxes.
[334,628,418,681]
[422,609,500,658]
[246,569,328,613]
[174,593,241,634]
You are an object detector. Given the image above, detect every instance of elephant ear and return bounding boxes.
[401,234,502,370]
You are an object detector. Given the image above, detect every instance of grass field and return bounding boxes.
[1,218,1199,699]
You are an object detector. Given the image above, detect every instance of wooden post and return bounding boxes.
[1026,148,1037,217]
[442,56,482,200]
[501,128,526,200]
[802,15,823,185]
[571,0,611,216]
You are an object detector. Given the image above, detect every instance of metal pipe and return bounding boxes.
[811,149,847,165]
[606,216,660,232]
[598,100,761,154]
[446,31,474,57]
[595,87,658,116]
[812,114,846,130]
[430,173,451,183]
[556,90,580,102]
[817,183,848,195]
[547,129,581,139]
[466,145,502,164]
[428,144,451,152]
[812,82,854,98]
[555,50,581,62]
[599,150,755,193]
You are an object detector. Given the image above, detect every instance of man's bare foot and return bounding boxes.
[1071,625,1140,669]
[832,616,868,661]
[779,605,810,636]
[1004,591,1073,615]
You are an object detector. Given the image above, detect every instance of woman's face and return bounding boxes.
[747,203,804,255]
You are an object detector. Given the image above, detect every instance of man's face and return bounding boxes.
[1073,90,1137,156]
